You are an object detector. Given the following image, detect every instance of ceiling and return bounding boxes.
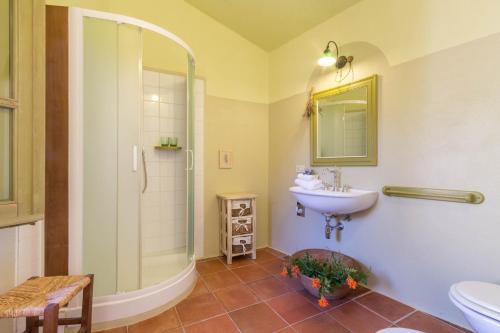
[185,0,362,51]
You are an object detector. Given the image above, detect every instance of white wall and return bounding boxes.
[0,222,43,333]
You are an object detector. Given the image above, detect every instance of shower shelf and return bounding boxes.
[154,146,182,151]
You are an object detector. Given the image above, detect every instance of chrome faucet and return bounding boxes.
[320,167,349,192]
[327,167,349,192]
[331,167,342,191]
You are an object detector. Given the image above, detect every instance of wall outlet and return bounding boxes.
[295,165,305,173]
[296,202,305,217]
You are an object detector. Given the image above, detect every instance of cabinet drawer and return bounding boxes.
[231,217,253,235]
[231,199,252,217]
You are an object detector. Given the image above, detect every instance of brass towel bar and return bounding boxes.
[382,186,484,204]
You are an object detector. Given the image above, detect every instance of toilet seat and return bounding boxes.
[377,328,423,333]
[450,281,500,322]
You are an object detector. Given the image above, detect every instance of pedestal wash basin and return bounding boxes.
[289,186,378,216]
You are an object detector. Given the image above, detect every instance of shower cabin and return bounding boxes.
[47,7,202,323]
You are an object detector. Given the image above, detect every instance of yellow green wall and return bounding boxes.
[269,0,500,102]
[47,0,269,103]
[204,96,269,256]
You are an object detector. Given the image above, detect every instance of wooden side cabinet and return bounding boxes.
[217,193,257,264]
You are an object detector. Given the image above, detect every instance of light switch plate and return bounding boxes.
[219,149,233,169]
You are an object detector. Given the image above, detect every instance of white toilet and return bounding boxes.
[449,281,500,332]
[377,329,423,333]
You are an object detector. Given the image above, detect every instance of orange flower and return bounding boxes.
[311,278,321,289]
[291,265,300,278]
[318,296,329,308]
[346,276,358,289]
[280,266,288,277]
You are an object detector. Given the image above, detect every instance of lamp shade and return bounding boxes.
[317,48,336,67]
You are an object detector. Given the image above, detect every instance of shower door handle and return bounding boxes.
[132,145,138,171]
[142,148,148,193]
[186,149,194,171]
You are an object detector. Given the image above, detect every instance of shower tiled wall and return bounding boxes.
[141,69,204,256]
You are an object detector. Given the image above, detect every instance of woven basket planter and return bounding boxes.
[291,249,361,300]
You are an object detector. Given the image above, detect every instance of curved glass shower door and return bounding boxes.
[80,16,195,297]
[186,55,195,261]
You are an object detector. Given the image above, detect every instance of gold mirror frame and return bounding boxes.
[311,75,377,166]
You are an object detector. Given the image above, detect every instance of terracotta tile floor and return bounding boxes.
[96,248,471,333]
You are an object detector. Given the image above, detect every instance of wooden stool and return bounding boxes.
[0,274,94,333]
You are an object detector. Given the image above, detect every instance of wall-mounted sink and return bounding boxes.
[289,186,378,239]
[289,186,378,215]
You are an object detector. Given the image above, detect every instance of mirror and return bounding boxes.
[311,75,377,166]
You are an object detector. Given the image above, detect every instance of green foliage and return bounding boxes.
[288,252,368,297]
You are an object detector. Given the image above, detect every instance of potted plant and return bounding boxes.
[281,249,368,308]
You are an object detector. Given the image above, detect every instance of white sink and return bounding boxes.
[289,186,378,216]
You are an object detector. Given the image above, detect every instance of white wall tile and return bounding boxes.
[173,104,186,120]
[144,85,159,102]
[144,147,161,163]
[159,73,174,89]
[175,162,185,177]
[143,70,159,87]
[160,220,175,236]
[142,204,160,222]
[160,152,175,162]
[175,151,186,164]
[177,135,186,149]
[174,90,186,105]
[160,103,174,118]
[175,193,186,206]
[147,161,160,177]
[174,119,186,135]
[175,177,186,191]
[173,75,186,89]
[160,162,175,178]
[163,235,175,251]
[161,191,175,205]
[143,132,160,147]
[160,88,174,103]
[142,192,160,206]
[175,219,186,235]
[143,116,159,132]
[142,238,155,254]
[143,222,160,238]
[160,206,175,222]
[146,176,161,193]
[160,176,176,192]
[175,233,186,248]
[144,101,159,117]
[160,118,174,134]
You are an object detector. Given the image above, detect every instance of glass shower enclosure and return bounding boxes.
[74,14,195,297]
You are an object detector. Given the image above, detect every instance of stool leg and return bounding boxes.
[25,316,39,333]
[81,274,94,332]
[43,303,59,333]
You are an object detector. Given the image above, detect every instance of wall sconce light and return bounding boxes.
[317,40,353,69]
